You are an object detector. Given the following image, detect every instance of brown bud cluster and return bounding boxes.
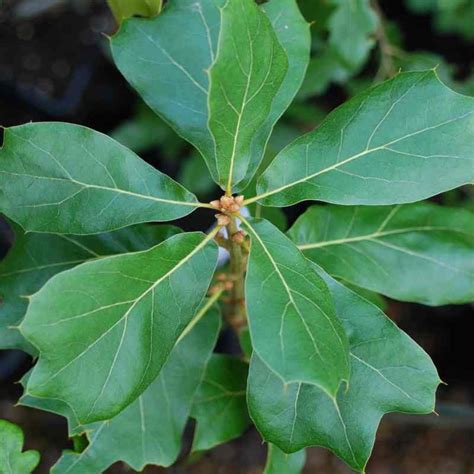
[210,195,244,214]
[231,230,246,244]
[215,214,231,226]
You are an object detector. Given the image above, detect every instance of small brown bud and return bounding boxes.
[208,284,220,295]
[234,195,244,206]
[220,196,234,209]
[211,200,222,210]
[217,273,227,281]
[231,231,246,244]
[224,280,234,291]
[215,213,231,226]
[228,203,240,213]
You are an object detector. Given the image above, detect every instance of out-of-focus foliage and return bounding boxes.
[406,0,474,40]
[298,0,379,98]
[110,102,186,157]
[107,0,162,23]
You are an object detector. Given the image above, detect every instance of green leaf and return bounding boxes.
[342,284,386,311]
[238,0,311,190]
[0,419,40,474]
[247,268,440,472]
[21,231,218,424]
[0,222,180,354]
[263,444,306,474]
[42,306,220,472]
[298,51,352,99]
[111,0,309,191]
[238,326,253,360]
[328,0,378,71]
[208,0,288,192]
[107,0,162,23]
[249,205,288,232]
[242,217,349,394]
[0,123,199,234]
[178,153,217,198]
[110,102,185,156]
[191,354,250,452]
[254,71,474,207]
[288,202,474,305]
[111,0,223,182]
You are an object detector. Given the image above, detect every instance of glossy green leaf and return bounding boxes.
[242,217,349,394]
[236,0,311,190]
[191,354,250,452]
[111,0,309,191]
[0,222,180,354]
[21,231,218,424]
[0,419,40,474]
[248,268,440,472]
[107,0,162,23]
[254,71,474,207]
[263,444,306,474]
[111,0,223,181]
[328,0,378,71]
[27,307,220,472]
[342,284,386,311]
[289,202,474,305]
[208,0,288,192]
[0,123,199,234]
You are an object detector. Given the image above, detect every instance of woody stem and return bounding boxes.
[227,216,247,331]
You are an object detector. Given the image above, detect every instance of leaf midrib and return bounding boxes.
[0,170,199,209]
[250,111,473,204]
[243,217,348,390]
[296,225,470,250]
[25,231,217,394]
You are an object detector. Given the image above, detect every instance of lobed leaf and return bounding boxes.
[0,123,198,234]
[21,231,218,424]
[263,444,306,474]
[254,71,474,207]
[0,419,40,474]
[191,354,251,452]
[288,202,474,305]
[242,217,349,395]
[0,222,180,354]
[248,267,441,472]
[25,307,221,472]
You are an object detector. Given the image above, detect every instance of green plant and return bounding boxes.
[0,420,40,474]
[0,0,473,472]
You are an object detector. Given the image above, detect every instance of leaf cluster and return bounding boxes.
[0,0,473,472]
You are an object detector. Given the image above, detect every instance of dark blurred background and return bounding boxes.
[0,0,473,472]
